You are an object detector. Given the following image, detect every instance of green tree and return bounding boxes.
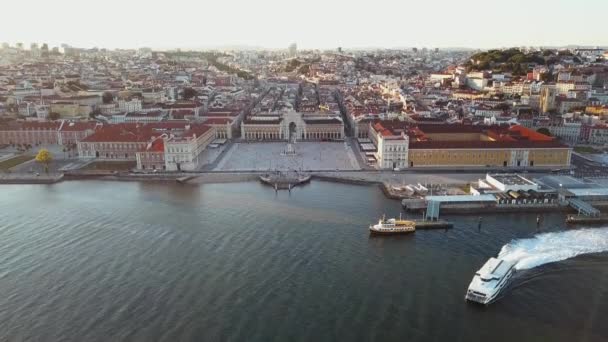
[298,64,310,74]
[102,92,114,104]
[495,103,511,111]
[183,87,198,100]
[536,127,552,137]
[540,72,554,82]
[35,149,52,174]
[542,50,555,56]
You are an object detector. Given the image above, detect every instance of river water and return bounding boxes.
[0,180,607,342]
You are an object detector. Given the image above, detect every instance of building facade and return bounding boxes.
[164,124,215,171]
[118,98,143,112]
[0,121,60,145]
[241,111,344,141]
[369,121,571,169]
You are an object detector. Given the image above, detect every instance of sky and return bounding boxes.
[2,0,607,50]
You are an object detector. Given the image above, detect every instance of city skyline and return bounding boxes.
[2,0,607,50]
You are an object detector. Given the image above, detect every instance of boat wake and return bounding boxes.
[498,228,608,271]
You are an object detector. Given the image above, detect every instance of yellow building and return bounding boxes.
[585,106,608,117]
[50,102,92,117]
[408,147,570,168]
[371,121,571,169]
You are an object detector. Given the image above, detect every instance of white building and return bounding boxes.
[142,89,165,104]
[546,121,582,145]
[118,98,142,112]
[589,126,608,145]
[35,104,50,119]
[369,121,409,169]
[485,174,539,192]
[474,108,504,118]
[164,124,216,171]
[430,73,453,82]
[466,77,488,91]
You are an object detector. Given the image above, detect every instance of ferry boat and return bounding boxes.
[369,215,416,235]
[465,257,516,305]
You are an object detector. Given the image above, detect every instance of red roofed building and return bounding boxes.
[58,121,100,145]
[78,123,157,160]
[0,121,61,145]
[77,122,216,171]
[369,120,571,169]
[136,136,166,171]
[162,123,215,171]
[162,101,203,118]
[201,117,236,139]
[369,121,410,169]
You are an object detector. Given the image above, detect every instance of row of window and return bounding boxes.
[92,143,142,150]
[141,153,163,161]
[167,147,191,153]
[384,145,407,152]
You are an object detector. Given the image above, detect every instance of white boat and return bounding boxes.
[369,215,416,235]
[465,257,516,305]
[414,183,428,196]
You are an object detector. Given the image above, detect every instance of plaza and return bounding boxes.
[214,142,361,171]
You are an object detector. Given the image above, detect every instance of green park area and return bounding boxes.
[573,146,600,154]
[0,155,34,171]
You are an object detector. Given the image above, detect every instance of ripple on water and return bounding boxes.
[0,181,606,341]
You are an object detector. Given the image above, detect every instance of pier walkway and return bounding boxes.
[568,198,600,217]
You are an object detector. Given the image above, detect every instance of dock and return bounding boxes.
[0,173,64,184]
[413,219,453,229]
[176,175,197,184]
[566,215,608,225]
[259,171,311,191]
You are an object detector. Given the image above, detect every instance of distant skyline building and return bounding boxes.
[30,43,40,57]
[288,43,297,57]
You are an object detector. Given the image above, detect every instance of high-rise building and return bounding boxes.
[41,43,49,57]
[288,43,297,57]
[30,43,40,57]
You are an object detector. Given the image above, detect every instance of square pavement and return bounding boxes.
[214,142,361,171]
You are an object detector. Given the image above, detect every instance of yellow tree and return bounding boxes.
[35,149,52,174]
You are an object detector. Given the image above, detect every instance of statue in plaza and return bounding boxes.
[282,122,297,156]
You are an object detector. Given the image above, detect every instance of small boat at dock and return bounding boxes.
[369,215,416,235]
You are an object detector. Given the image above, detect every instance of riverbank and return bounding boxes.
[0,173,64,184]
[5,170,607,221]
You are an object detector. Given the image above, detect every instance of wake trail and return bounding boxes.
[497,228,608,270]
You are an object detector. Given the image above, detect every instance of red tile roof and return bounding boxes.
[371,120,568,149]
[59,121,99,131]
[0,121,61,131]
[203,118,234,125]
[148,138,165,152]
[81,122,210,143]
